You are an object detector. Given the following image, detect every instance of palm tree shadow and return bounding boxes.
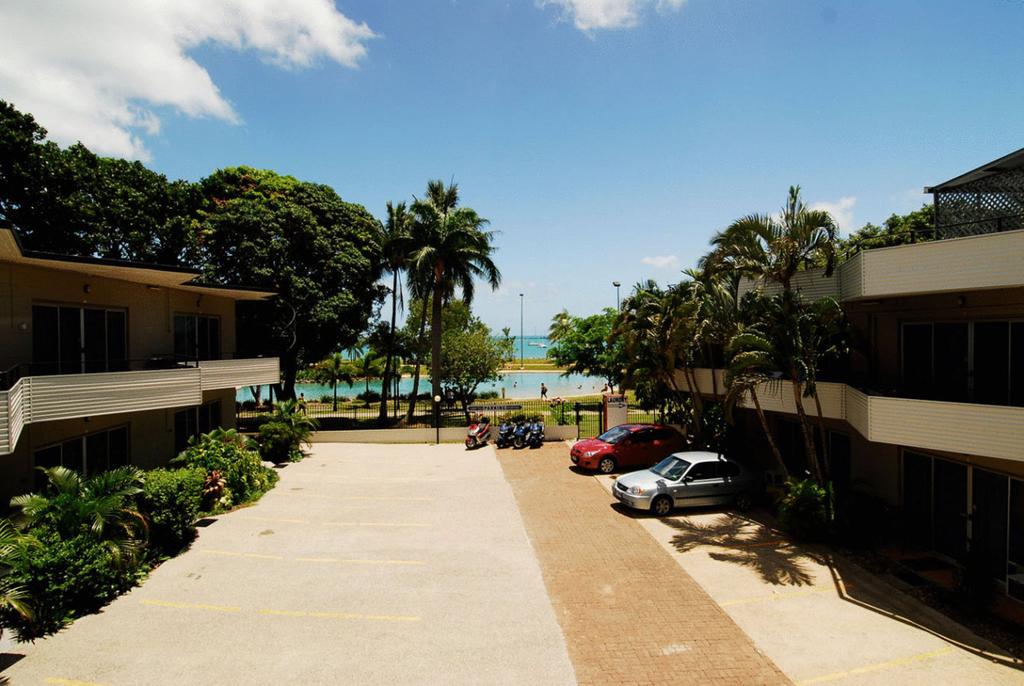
[660,511,823,587]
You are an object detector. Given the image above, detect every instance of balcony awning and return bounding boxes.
[925,146,1024,193]
[0,228,275,300]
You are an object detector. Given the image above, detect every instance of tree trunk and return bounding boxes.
[673,367,702,446]
[280,353,298,401]
[332,382,338,411]
[789,375,822,482]
[812,387,834,523]
[430,264,444,403]
[379,269,399,423]
[750,388,787,477]
[405,294,430,422]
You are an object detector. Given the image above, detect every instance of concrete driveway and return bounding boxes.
[593,475,1024,685]
[1,444,575,686]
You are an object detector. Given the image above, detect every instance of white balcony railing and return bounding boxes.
[684,369,1024,463]
[0,357,279,455]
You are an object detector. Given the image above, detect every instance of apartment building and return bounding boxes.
[695,148,1024,605]
[0,227,279,502]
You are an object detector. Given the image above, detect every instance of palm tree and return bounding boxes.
[408,180,501,403]
[0,518,34,626]
[379,202,412,422]
[724,330,788,476]
[267,400,318,452]
[10,466,148,562]
[548,309,573,342]
[350,351,385,396]
[314,352,355,411]
[707,186,838,474]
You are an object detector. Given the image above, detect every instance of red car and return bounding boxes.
[570,424,687,474]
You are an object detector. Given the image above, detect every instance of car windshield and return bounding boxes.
[597,426,633,445]
[651,456,691,480]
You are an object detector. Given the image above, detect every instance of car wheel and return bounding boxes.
[735,491,753,512]
[598,456,617,474]
[650,495,673,517]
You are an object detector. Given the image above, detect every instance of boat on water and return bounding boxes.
[527,342,547,348]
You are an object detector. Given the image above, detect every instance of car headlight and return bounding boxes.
[629,486,646,495]
[583,450,601,458]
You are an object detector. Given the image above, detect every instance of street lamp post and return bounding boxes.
[612,281,621,309]
[519,293,524,370]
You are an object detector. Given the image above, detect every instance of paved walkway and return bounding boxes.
[1,444,575,686]
[591,475,1024,685]
[497,443,788,685]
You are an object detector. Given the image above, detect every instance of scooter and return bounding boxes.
[495,421,515,448]
[526,421,545,449]
[512,421,529,449]
[465,415,491,449]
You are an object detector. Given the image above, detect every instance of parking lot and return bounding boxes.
[0,444,575,686]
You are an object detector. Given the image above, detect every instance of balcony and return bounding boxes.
[737,227,1024,302]
[686,369,1024,463]
[0,357,279,455]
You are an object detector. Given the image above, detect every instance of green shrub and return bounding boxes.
[258,421,300,464]
[0,530,146,640]
[777,478,832,540]
[140,468,206,555]
[477,390,499,400]
[174,440,276,508]
[356,390,381,402]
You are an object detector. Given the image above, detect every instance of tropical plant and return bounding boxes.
[0,518,35,627]
[313,352,355,411]
[407,179,501,403]
[174,439,276,507]
[257,400,318,463]
[140,468,206,555]
[9,467,148,562]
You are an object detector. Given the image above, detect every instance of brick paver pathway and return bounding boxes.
[497,443,789,686]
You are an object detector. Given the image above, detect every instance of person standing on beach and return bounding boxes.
[540,383,548,400]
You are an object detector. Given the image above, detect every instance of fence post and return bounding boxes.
[574,402,582,441]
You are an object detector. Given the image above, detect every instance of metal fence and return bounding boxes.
[236,395,663,439]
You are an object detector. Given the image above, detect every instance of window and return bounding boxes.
[652,428,675,441]
[632,429,654,443]
[174,401,223,454]
[721,462,742,478]
[174,314,221,361]
[33,427,129,487]
[687,462,722,481]
[901,320,1024,406]
[32,305,128,374]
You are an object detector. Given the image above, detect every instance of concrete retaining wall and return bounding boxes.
[310,424,577,444]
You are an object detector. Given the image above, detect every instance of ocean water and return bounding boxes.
[508,335,551,360]
[237,369,604,402]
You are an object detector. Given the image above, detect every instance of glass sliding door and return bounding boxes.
[32,305,128,374]
[902,323,933,399]
[972,469,1008,583]
[933,323,969,402]
[973,321,1010,406]
[1010,480,1024,601]
[174,314,221,361]
[1011,322,1024,408]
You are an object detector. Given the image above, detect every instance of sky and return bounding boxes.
[2,0,1023,335]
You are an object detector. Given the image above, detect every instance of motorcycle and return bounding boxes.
[465,415,492,449]
[526,421,545,449]
[511,421,529,449]
[495,421,515,448]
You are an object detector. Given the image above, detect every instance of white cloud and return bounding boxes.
[0,0,375,160]
[538,0,686,32]
[641,255,679,269]
[809,196,857,232]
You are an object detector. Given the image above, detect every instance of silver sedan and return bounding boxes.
[612,451,760,516]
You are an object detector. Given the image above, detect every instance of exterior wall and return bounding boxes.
[0,262,238,368]
[0,388,236,505]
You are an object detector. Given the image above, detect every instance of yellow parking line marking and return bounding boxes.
[295,557,425,565]
[236,516,310,524]
[199,550,284,560]
[46,679,107,686]
[258,608,421,622]
[796,647,957,684]
[720,583,855,607]
[140,599,241,613]
[322,522,430,528]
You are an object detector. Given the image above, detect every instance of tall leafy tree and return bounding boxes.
[378,201,412,422]
[313,352,355,411]
[549,308,627,393]
[439,311,504,421]
[198,167,384,398]
[407,180,501,403]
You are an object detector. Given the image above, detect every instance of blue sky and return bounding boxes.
[3,1,1024,334]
